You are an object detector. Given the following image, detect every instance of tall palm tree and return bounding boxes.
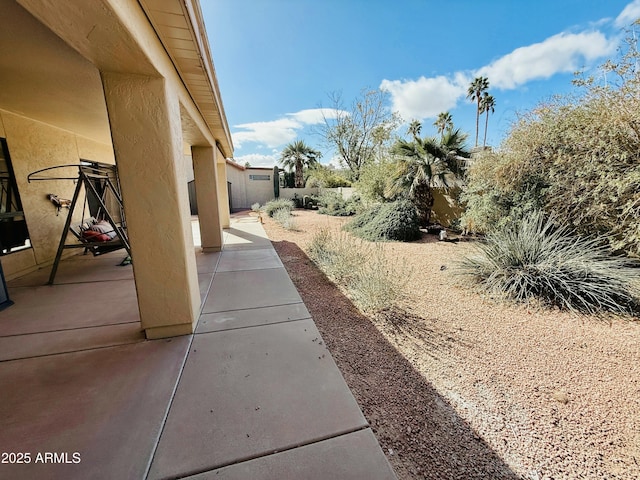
[479,92,496,148]
[387,128,470,226]
[467,76,489,147]
[279,140,322,188]
[433,112,453,140]
[407,119,422,141]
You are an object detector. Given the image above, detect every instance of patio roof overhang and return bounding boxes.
[5,0,232,160]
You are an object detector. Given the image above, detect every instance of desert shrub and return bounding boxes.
[272,208,297,230]
[263,198,295,217]
[305,164,351,188]
[457,211,640,316]
[354,157,396,204]
[461,34,640,256]
[307,228,409,313]
[317,191,360,216]
[345,199,420,242]
[251,202,261,212]
[302,195,318,209]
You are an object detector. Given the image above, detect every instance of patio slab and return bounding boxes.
[0,321,143,361]
[0,280,139,336]
[147,319,368,479]
[221,225,273,251]
[194,250,220,274]
[203,268,302,313]
[197,303,311,333]
[7,251,133,287]
[216,248,283,272]
[0,337,190,480]
[186,429,396,480]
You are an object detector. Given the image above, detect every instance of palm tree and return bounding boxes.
[433,112,453,140]
[467,76,489,147]
[479,92,496,148]
[407,119,422,141]
[387,128,470,226]
[279,140,322,188]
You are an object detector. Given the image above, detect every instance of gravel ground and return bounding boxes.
[261,209,640,480]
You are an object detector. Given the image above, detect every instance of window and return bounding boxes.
[0,138,30,254]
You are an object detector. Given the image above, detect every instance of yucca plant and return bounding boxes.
[457,211,640,316]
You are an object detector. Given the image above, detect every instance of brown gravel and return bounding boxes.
[261,209,640,480]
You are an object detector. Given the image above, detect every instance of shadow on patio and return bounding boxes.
[0,215,396,479]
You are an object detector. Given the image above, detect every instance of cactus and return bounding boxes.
[273,165,280,198]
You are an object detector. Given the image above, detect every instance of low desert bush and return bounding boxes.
[345,199,420,242]
[317,191,360,216]
[272,207,297,230]
[457,211,640,316]
[263,198,295,217]
[308,228,409,313]
[251,202,261,212]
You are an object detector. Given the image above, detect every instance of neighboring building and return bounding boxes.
[225,160,275,210]
[0,0,232,339]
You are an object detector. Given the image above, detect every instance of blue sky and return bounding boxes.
[202,0,640,167]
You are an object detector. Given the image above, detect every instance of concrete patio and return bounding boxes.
[0,214,396,479]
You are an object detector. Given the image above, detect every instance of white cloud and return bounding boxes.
[287,108,345,124]
[232,108,345,148]
[477,31,617,89]
[233,153,278,168]
[615,0,640,27]
[232,118,299,148]
[380,29,617,122]
[380,75,466,121]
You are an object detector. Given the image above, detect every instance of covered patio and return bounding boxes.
[0,215,396,479]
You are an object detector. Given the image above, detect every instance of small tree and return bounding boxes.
[320,88,400,181]
[279,140,322,188]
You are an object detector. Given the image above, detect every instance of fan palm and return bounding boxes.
[479,92,496,148]
[407,120,422,141]
[279,140,322,188]
[433,112,453,140]
[467,76,489,147]
[387,128,470,226]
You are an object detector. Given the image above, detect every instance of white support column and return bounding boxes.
[216,160,231,229]
[101,72,200,339]
[192,146,222,252]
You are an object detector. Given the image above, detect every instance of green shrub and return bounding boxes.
[263,198,295,217]
[456,211,640,316]
[272,208,297,230]
[251,202,261,212]
[317,191,360,216]
[345,199,420,242]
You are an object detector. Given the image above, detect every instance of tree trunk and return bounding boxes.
[295,162,304,188]
[413,182,434,227]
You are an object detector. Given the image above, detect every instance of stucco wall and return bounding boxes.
[0,109,115,279]
[431,188,463,227]
[225,164,246,210]
[225,165,276,210]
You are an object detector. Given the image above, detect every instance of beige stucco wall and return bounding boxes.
[431,188,464,227]
[226,166,278,210]
[226,164,246,210]
[0,109,114,279]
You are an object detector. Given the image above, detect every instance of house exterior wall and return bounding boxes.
[225,164,275,210]
[0,109,114,280]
